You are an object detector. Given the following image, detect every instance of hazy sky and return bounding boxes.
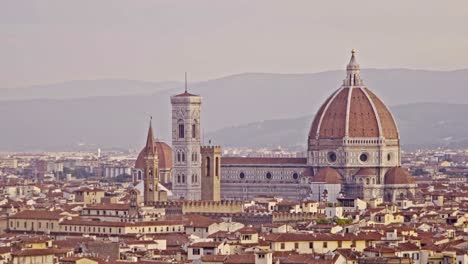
[1,0,467,88]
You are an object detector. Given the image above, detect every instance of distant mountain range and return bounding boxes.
[205,103,468,150]
[0,69,467,151]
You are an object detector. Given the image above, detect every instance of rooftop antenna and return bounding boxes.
[185,72,188,93]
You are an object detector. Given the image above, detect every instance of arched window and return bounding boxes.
[366,178,370,185]
[177,152,181,162]
[178,119,185,138]
[182,174,185,183]
[138,171,142,180]
[215,157,219,177]
[206,157,211,177]
[399,193,405,200]
[182,152,185,162]
[192,123,196,138]
[191,174,194,183]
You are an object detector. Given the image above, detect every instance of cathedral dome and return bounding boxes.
[384,167,414,185]
[135,141,173,170]
[309,50,399,141]
[312,167,343,184]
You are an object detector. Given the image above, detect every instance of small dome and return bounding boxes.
[313,167,343,184]
[384,167,414,185]
[135,141,173,170]
[355,168,377,176]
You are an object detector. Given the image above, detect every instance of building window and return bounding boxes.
[192,123,196,138]
[309,242,313,249]
[193,248,200,255]
[294,242,299,249]
[178,123,185,138]
[239,172,245,179]
[323,242,327,248]
[359,153,368,162]
[182,174,185,183]
[280,243,285,249]
[293,173,299,180]
[177,174,181,183]
[215,157,219,176]
[327,152,337,162]
[182,152,185,162]
[206,157,211,176]
[266,172,272,180]
[177,152,181,162]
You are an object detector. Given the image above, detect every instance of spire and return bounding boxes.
[184,72,188,93]
[344,49,363,86]
[145,116,156,156]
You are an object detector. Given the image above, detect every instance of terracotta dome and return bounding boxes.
[313,167,343,184]
[309,51,399,141]
[135,141,173,170]
[355,168,377,176]
[384,167,414,185]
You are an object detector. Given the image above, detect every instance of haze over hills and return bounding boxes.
[0,68,467,151]
[0,79,181,100]
[206,103,468,150]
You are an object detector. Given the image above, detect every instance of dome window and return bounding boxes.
[239,172,245,179]
[327,152,337,163]
[359,153,368,162]
[293,173,299,180]
[266,172,272,180]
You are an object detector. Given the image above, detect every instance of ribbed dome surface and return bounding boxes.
[384,167,414,185]
[355,167,377,176]
[135,141,173,170]
[312,167,343,184]
[309,87,398,140]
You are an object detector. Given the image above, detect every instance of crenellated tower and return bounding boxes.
[200,145,221,201]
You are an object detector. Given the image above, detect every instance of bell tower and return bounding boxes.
[171,74,202,200]
[143,118,159,205]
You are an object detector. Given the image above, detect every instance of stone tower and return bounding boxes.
[171,81,202,200]
[201,145,221,201]
[143,118,160,205]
